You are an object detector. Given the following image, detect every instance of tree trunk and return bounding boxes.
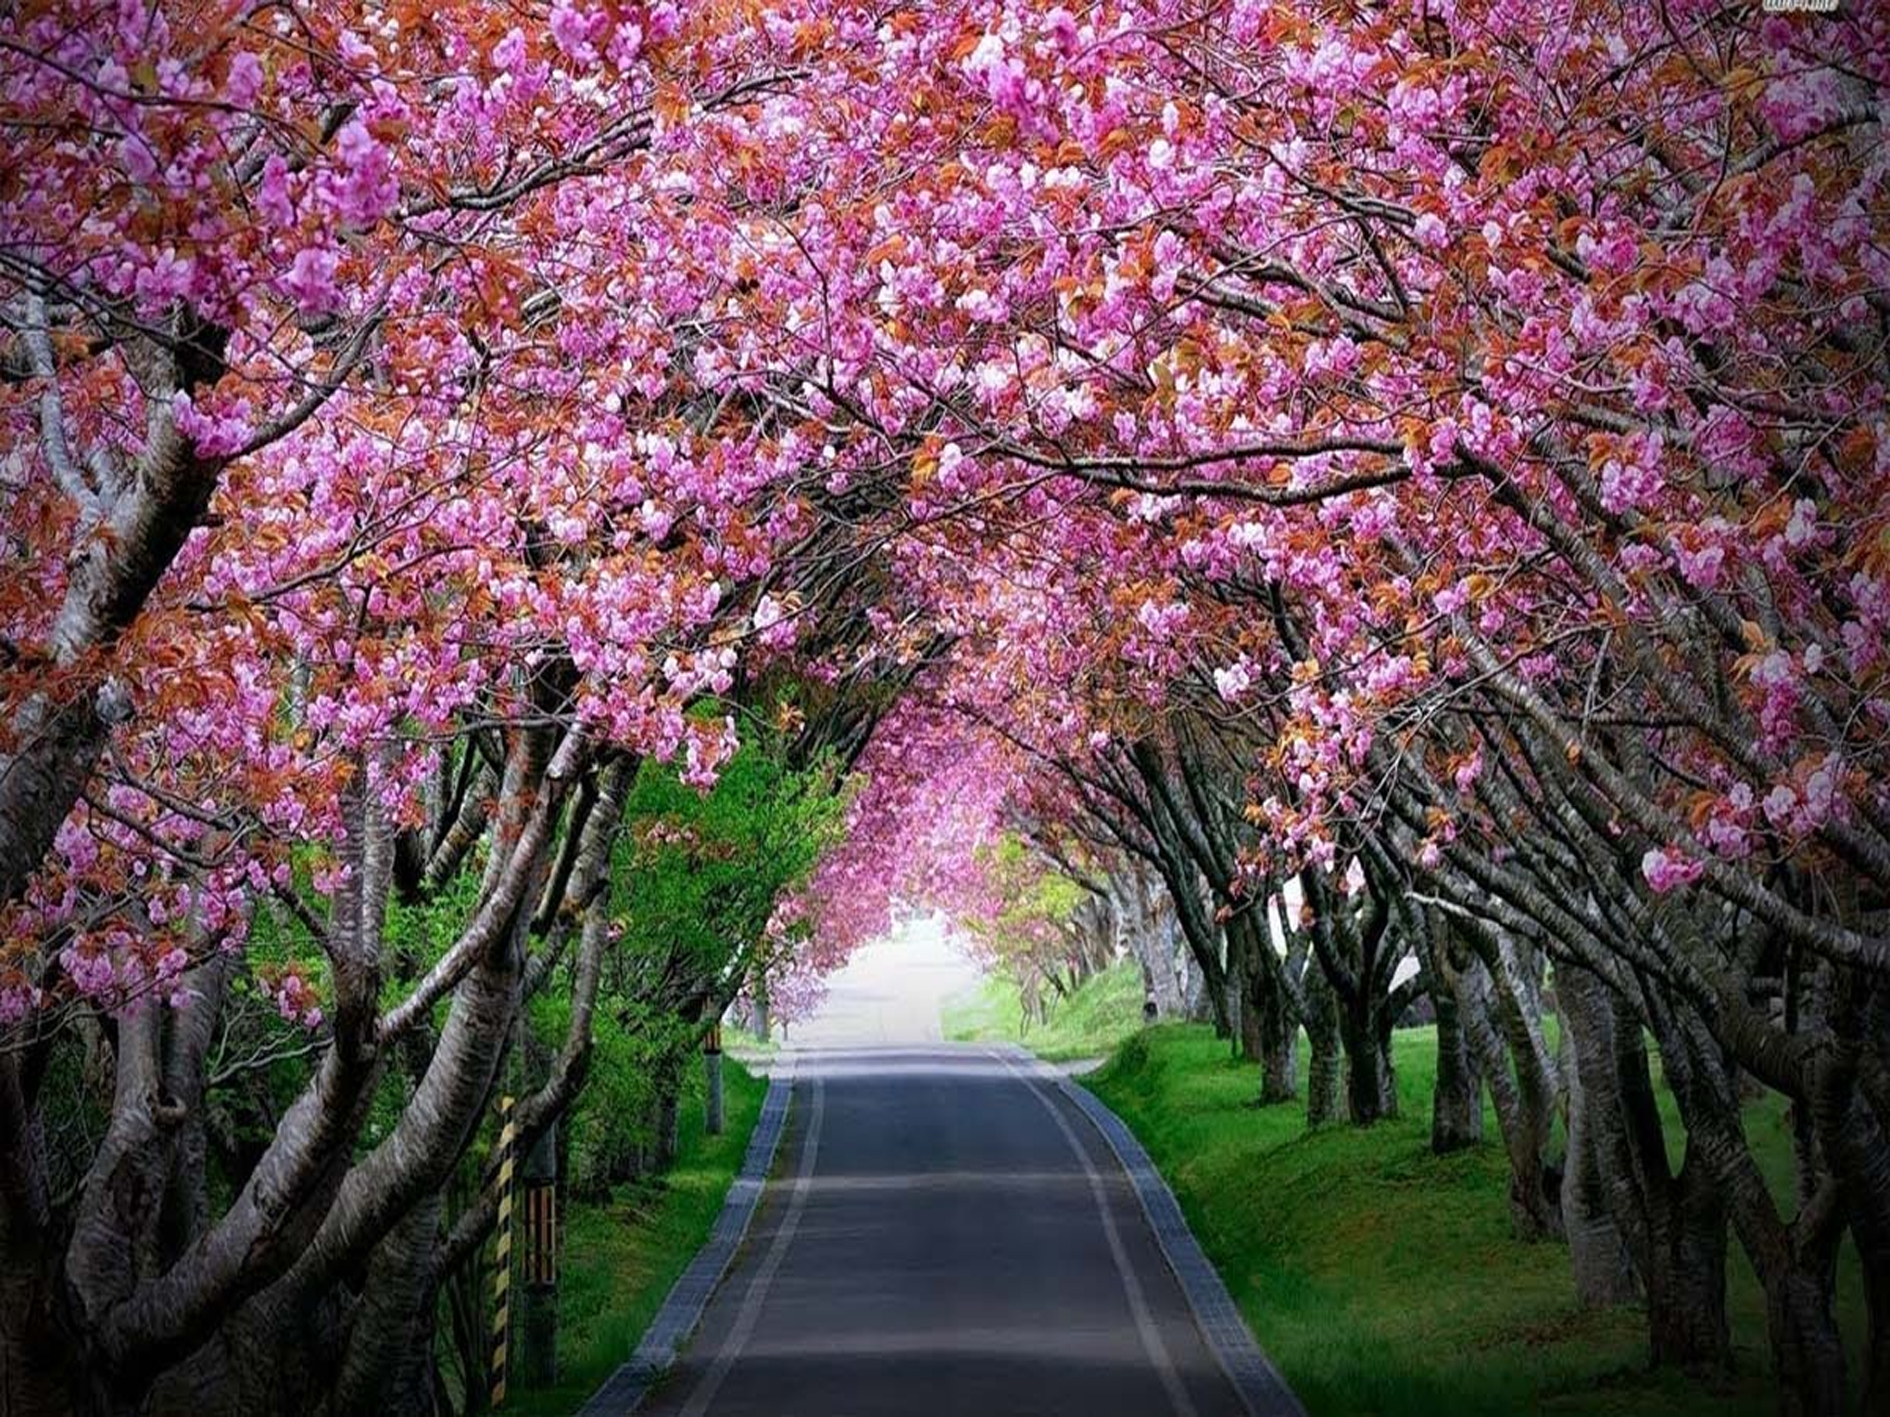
[1760,1264,1848,1417]
[750,963,771,1042]
[1490,941,1563,1239]
[1424,914,1481,1153]
[1559,964,1732,1370]
[1339,991,1394,1125]
[1235,915,1297,1104]
[1,327,229,913]
[1808,989,1890,1414]
[1304,965,1342,1126]
[1645,1158,1732,1371]
[332,1193,445,1417]
[652,1063,682,1173]
[1849,1158,1890,1416]
[1258,1004,1298,1106]
[1429,995,1482,1152]
[1455,943,1561,1239]
[0,1050,71,1416]
[1119,869,1184,1019]
[1235,962,1262,1063]
[1561,1031,1638,1306]
[1180,937,1213,1025]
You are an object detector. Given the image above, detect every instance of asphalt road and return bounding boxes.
[637,1044,1250,1417]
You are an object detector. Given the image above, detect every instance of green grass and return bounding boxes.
[1087,1023,1868,1417]
[942,960,1146,1062]
[509,1058,768,1416]
[722,1021,777,1056]
[940,972,1026,1044]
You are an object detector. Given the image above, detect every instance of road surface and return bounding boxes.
[636,1043,1251,1417]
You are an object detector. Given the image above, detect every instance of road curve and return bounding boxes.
[634,1044,1253,1417]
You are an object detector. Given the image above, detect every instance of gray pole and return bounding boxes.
[703,1022,725,1136]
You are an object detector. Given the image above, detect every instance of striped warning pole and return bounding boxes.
[490,1093,518,1409]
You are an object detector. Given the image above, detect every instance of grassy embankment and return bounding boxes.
[510,1058,767,1417]
[941,959,1146,1061]
[946,964,1867,1413]
[1088,1024,1869,1417]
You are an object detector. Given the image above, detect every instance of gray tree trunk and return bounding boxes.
[1560,1027,1638,1306]
[1453,940,1561,1239]
[652,1058,682,1173]
[1560,967,1731,1371]
[0,322,230,914]
[1429,989,1482,1153]
[1303,965,1342,1126]
[1116,868,1183,1019]
[1422,911,1480,1153]
[1339,995,1396,1125]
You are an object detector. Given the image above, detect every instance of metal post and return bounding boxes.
[489,1094,517,1408]
[703,1021,724,1136]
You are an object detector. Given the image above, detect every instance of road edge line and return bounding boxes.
[990,1048,1199,1417]
[999,1044,1309,1417]
[577,1053,797,1416]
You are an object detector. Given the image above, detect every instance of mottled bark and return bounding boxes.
[1259,1004,1298,1104]
[1840,1086,1890,1414]
[1644,1159,1732,1371]
[1231,943,1260,1061]
[652,1066,681,1173]
[704,1049,726,1137]
[263,731,591,1410]
[1303,964,1342,1126]
[1561,967,1731,1371]
[1428,984,1481,1152]
[1451,928,1561,1240]
[1423,910,1481,1153]
[1232,913,1298,1104]
[1117,866,1184,1019]
[1816,984,1890,1414]
[1561,1027,1638,1306]
[1338,991,1396,1124]
[1,323,229,911]
[2,722,587,1415]
[331,1193,444,1417]
[432,758,635,1288]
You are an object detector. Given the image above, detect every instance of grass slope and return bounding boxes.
[510,1058,767,1416]
[942,959,1145,1061]
[1087,1024,1867,1417]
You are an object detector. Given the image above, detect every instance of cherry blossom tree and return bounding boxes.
[0,2,830,1409]
[5,0,1886,1413]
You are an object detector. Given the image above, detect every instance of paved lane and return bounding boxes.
[636,1045,1250,1417]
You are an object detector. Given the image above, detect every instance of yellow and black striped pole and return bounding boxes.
[490,1093,518,1409]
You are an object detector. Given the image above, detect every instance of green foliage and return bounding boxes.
[943,960,1144,1062]
[529,987,664,1198]
[955,833,1086,989]
[508,1058,768,1416]
[611,734,843,1001]
[1087,1024,1870,1417]
[939,973,1026,1044]
[549,732,842,1194]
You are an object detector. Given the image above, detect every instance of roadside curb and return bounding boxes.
[577,1058,795,1416]
[1002,1044,1308,1417]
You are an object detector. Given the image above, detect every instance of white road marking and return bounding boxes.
[674,1071,826,1417]
[991,1049,1200,1417]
